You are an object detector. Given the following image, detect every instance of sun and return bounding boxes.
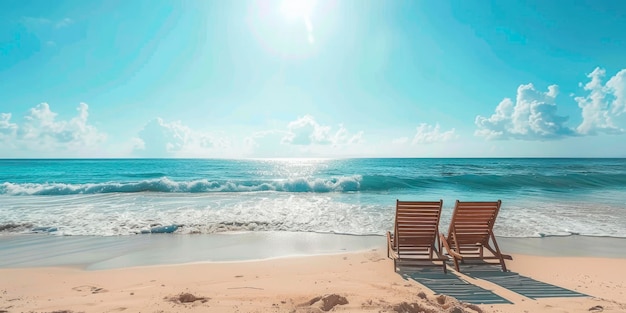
[280,0,315,20]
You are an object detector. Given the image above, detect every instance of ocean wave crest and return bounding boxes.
[3,171,626,196]
[0,176,364,195]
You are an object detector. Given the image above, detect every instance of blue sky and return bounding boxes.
[1,0,625,158]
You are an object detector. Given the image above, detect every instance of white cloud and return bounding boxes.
[475,83,575,140]
[281,115,363,146]
[241,115,365,157]
[576,68,626,135]
[134,118,230,157]
[23,102,105,147]
[411,123,457,144]
[477,68,626,141]
[0,103,106,156]
[607,69,626,115]
[0,113,18,136]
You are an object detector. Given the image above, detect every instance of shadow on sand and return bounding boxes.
[462,263,587,300]
[398,261,587,305]
[398,263,512,304]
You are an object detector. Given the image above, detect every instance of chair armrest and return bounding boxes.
[387,231,397,259]
[439,233,462,259]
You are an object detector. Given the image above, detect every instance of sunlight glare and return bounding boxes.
[280,0,315,20]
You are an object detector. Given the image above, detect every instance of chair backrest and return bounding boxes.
[447,200,501,245]
[394,200,443,249]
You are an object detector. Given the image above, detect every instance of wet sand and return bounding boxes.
[1,233,625,312]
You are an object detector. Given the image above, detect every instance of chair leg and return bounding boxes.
[499,255,507,272]
[452,257,460,272]
[489,232,507,272]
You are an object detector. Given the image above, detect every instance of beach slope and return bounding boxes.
[1,245,625,313]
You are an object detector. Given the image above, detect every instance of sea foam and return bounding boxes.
[1,192,625,238]
[2,158,626,238]
[0,176,364,195]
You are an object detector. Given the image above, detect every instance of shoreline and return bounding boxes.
[1,250,625,312]
[2,232,626,271]
[1,232,626,312]
[0,232,383,270]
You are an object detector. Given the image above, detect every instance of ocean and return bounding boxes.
[1,158,625,238]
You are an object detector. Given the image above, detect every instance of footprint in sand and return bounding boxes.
[72,285,108,294]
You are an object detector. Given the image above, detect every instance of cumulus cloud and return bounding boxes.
[134,118,230,157]
[23,103,105,147]
[281,115,363,146]
[411,123,457,144]
[475,83,575,140]
[0,113,18,136]
[476,67,626,141]
[0,103,106,155]
[607,69,626,115]
[575,68,626,135]
[241,115,364,157]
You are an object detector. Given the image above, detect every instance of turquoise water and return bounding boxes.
[1,158,625,237]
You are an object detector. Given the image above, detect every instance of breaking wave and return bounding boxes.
[3,172,626,195]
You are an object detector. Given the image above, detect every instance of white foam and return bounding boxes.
[1,193,625,238]
[0,175,364,195]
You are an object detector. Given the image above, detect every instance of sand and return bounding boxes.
[1,234,625,313]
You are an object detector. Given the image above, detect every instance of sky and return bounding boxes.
[1,0,626,158]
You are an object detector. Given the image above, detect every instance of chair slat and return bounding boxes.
[440,200,509,272]
[388,200,447,273]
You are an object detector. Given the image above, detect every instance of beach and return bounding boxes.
[2,158,626,312]
[1,233,625,313]
[3,0,626,308]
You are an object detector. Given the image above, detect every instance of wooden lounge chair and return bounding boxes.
[387,200,447,273]
[439,200,512,272]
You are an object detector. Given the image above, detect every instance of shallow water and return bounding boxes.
[1,158,625,237]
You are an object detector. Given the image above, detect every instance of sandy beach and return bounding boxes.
[1,233,625,313]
